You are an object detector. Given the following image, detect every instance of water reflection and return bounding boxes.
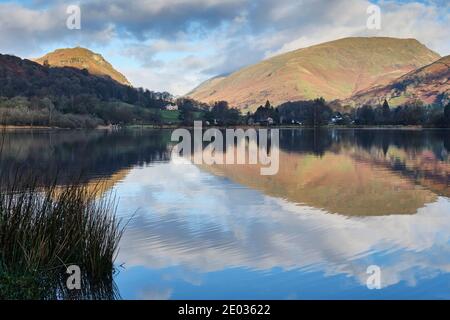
[115,161,450,299]
[42,273,121,300]
[200,148,437,216]
[0,129,171,187]
[1,128,449,299]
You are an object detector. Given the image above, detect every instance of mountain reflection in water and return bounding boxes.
[1,128,449,299]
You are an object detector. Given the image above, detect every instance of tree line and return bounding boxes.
[180,98,450,128]
[353,100,450,127]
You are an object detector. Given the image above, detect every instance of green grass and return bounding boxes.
[388,95,408,107]
[159,110,181,123]
[153,110,205,124]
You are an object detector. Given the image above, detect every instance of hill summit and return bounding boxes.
[34,47,131,86]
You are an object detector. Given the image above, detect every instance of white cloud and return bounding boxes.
[124,65,207,96]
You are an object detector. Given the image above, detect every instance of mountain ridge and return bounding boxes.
[344,55,450,107]
[188,37,441,111]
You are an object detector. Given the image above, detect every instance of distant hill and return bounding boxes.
[34,47,131,86]
[188,37,441,111]
[344,55,450,107]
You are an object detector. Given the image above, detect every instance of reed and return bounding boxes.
[0,176,124,299]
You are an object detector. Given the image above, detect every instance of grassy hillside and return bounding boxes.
[345,55,450,107]
[188,37,440,111]
[34,47,131,86]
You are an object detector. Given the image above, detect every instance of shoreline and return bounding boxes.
[1,124,449,131]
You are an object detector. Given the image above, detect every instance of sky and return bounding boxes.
[0,0,449,95]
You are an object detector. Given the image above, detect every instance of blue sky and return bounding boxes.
[0,0,449,95]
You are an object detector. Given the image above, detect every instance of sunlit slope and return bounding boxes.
[188,37,440,111]
[346,55,450,106]
[34,47,131,86]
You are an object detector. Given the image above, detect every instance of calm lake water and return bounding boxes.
[1,128,450,299]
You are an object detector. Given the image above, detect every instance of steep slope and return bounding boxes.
[188,37,440,111]
[34,47,131,86]
[186,74,228,97]
[344,55,450,107]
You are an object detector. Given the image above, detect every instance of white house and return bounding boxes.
[164,104,178,111]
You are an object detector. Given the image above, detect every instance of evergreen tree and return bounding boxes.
[382,99,390,124]
[444,103,450,124]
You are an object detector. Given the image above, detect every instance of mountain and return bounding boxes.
[34,47,131,86]
[344,55,450,107]
[0,53,136,101]
[188,37,440,111]
[0,53,167,128]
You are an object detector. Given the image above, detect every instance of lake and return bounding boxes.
[1,128,449,299]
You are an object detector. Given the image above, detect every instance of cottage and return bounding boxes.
[164,104,178,111]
